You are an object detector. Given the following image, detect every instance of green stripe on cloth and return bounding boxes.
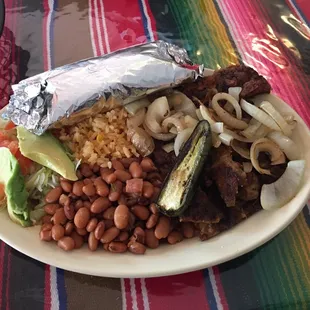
[168,0,238,68]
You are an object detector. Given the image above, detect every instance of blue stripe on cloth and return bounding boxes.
[57,268,67,310]
[291,0,310,26]
[203,268,218,310]
[302,205,310,227]
[50,0,57,69]
[138,0,151,41]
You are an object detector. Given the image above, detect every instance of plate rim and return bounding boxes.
[0,91,310,278]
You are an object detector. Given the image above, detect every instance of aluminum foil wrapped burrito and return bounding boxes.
[3,41,204,135]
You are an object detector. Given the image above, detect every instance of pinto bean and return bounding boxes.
[41,223,53,232]
[100,168,117,184]
[42,215,52,224]
[145,229,159,249]
[108,180,123,202]
[120,157,140,168]
[83,201,92,209]
[72,181,84,196]
[149,203,159,215]
[142,181,154,199]
[58,237,75,251]
[100,227,120,243]
[181,222,195,239]
[83,178,92,185]
[118,194,127,205]
[74,200,84,211]
[103,207,116,220]
[44,204,60,215]
[45,186,63,203]
[94,221,105,240]
[88,232,99,251]
[114,205,129,230]
[132,227,145,244]
[94,178,109,197]
[40,230,52,241]
[112,160,125,171]
[104,219,114,230]
[117,231,129,242]
[74,207,90,229]
[80,163,93,177]
[129,162,143,178]
[114,170,132,182]
[150,187,161,202]
[82,183,96,197]
[60,180,72,193]
[52,224,65,241]
[128,242,146,255]
[140,158,157,172]
[64,204,75,220]
[71,231,84,249]
[103,243,110,251]
[64,222,74,235]
[90,197,111,213]
[108,242,127,253]
[167,231,184,244]
[146,214,159,229]
[86,218,98,232]
[52,208,67,225]
[154,216,170,239]
[75,227,88,236]
[131,205,150,220]
[92,163,100,173]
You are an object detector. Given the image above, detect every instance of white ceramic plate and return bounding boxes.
[0,93,310,278]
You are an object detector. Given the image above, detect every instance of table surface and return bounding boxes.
[0,0,310,309]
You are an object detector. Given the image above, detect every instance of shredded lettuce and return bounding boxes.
[25,167,60,224]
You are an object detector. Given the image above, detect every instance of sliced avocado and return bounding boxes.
[17,127,78,181]
[0,147,31,227]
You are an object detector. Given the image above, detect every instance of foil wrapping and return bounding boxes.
[3,41,204,135]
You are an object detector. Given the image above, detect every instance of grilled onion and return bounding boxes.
[250,138,286,175]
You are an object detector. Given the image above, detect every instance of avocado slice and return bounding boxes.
[0,148,31,227]
[17,127,78,181]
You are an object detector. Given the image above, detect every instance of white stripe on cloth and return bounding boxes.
[50,266,60,310]
[94,0,105,55]
[99,0,111,53]
[140,0,155,41]
[208,267,223,310]
[140,278,150,310]
[130,278,139,310]
[46,0,54,70]
[88,0,97,56]
[121,278,127,310]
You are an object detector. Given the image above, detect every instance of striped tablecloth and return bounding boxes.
[1,0,310,309]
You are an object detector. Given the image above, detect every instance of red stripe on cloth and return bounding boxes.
[124,278,133,309]
[212,266,229,310]
[135,279,144,309]
[102,0,147,52]
[5,247,11,310]
[294,0,310,22]
[42,0,49,71]
[89,0,103,56]
[0,243,4,304]
[44,265,51,310]
[93,0,107,55]
[142,0,158,40]
[145,271,209,310]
